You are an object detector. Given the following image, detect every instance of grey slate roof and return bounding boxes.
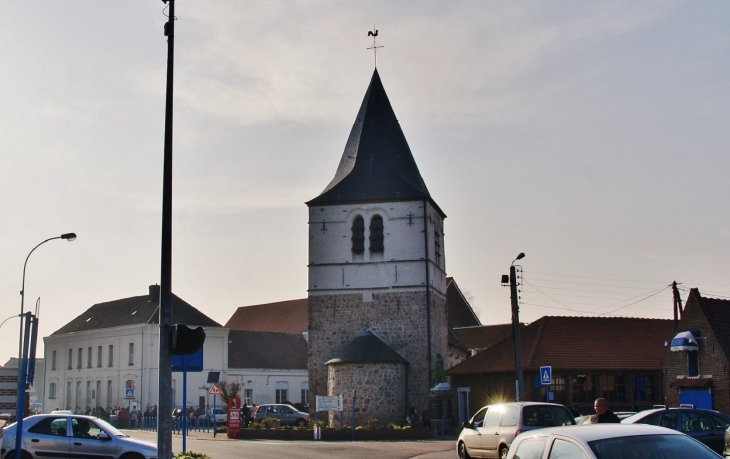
[325,331,408,365]
[52,286,221,335]
[228,330,308,370]
[307,69,444,218]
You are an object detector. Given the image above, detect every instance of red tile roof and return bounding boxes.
[225,298,308,333]
[447,316,674,375]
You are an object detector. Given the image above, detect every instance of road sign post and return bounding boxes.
[540,366,552,403]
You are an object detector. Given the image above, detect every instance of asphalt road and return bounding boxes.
[124,429,456,459]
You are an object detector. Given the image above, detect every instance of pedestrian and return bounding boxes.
[240,403,250,428]
[591,398,621,423]
[421,404,432,429]
[408,403,418,426]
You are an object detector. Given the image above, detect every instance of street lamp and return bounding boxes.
[15,232,76,454]
[503,252,525,401]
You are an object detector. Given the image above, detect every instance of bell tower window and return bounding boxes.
[369,215,384,252]
[351,216,365,253]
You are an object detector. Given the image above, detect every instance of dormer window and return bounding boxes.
[351,216,365,253]
[369,215,384,252]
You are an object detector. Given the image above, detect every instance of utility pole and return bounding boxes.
[507,253,525,401]
[159,1,175,458]
[671,281,683,330]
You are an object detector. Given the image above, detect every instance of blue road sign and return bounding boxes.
[125,388,135,399]
[540,366,552,385]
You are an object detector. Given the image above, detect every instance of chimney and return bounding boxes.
[149,284,160,304]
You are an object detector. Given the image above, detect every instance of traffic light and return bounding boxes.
[171,324,206,355]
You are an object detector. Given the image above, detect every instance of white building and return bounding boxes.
[43,285,227,413]
[43,286,312,413]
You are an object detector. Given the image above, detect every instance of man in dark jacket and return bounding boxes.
[592,398,621,423]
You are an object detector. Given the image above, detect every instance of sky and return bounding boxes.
[1,1,729,364]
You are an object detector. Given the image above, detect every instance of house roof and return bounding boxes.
[306,69,444,218]
[689,288,730,361]
[227,330,307,370]
[453,324,520,351]
[446,277,482,329]
[52,286,221,335]
[326,331,408,365]
[225,298,308,333]
[447,316,674,375]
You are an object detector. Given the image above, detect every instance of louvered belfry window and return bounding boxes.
[369,215,384,252]
[352,216,365,253]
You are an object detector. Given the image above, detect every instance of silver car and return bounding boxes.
[0,414,157,459]
[457,402,576,459]
[505,424,721,459]
[252,404,309,427]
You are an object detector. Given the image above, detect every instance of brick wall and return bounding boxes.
[663,296,730,413]
[327,362,406,426]
[308,290,448,425]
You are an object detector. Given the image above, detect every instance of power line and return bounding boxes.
[597,286,671,316]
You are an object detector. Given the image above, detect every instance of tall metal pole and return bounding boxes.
[158,1,175,458]
[510,263,525,401]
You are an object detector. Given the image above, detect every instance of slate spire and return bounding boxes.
[308,69,441,215]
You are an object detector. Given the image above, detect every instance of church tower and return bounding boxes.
[306,69,448,425]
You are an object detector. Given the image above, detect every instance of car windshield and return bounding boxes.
[589,433,719,459]
[523,406,576,427]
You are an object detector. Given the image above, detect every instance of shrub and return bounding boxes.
[366,418,379,430]
[260,417,280,429]
[175,452,210,459]
[251,422,260,429]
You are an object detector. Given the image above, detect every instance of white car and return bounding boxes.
[502,423,721,459]
[0,414,157,459]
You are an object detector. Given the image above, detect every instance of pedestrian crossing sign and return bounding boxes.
[208,384,221,395]
[125,388,135,399]
[540,366,552,385]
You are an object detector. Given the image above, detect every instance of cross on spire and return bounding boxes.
[367,28,383,68]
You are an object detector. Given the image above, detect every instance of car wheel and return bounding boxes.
[458,441,470,459]
[499,445,509,459]
[295,418,307,427]
[120,453,145,459]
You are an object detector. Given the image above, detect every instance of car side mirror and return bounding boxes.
[463,421,471,429]
[98,432,111,441]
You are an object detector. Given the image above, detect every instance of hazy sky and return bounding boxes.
[2,1,729,364]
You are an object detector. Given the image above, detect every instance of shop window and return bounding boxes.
[600,375,626,402]
[571,375,596,403]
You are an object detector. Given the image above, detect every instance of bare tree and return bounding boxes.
[218,381,241,403]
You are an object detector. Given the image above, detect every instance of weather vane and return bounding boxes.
[367,28,383,68]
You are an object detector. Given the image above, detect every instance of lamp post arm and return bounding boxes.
[20,236,60,315]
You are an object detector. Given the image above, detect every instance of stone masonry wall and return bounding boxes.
[327,362,406,426]
[308,289,448,425]
[663,297,730,413]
